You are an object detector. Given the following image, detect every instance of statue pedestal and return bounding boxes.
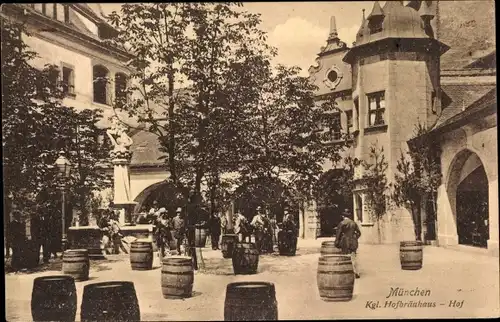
[114,201,138,225]
[111,150,135,225]
[303,200,320,239]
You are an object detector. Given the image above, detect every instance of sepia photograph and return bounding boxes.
[2,1,498,321]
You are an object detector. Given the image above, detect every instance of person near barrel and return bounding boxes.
[97,211,111,255]
[9,210,26,271]
[209,214,221,250]
[334,209,361,278]
[282,210,298,252]
[172,207,186,255]
[109,212,128,254]
[220,212,228,235]
[31,211,51,264]
[234,212,250,243]
[251,207,266,253]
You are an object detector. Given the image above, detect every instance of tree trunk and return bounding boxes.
[167,59,177,184]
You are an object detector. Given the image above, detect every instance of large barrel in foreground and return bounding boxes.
[221,234,238,258]
[224,282,278,321]
[317,255,354,302]
[277,230,297,256]
[62,249,90,281]
[161,256,194,299]
[320,241,343,256]
[81,281,140,321]
[232,242,259,275]
[31,275,77,322]
[130,240,153,270]
[400,241,423,270]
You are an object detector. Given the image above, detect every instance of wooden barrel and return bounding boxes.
[317,255,355,302]
[278,230,297,256]
[81,281,140,321]
[130,241,153,270]
[62,249,89,281]
[232,242,259,275]
[320,241,343,256]
[194,228,208,247]
[400,240,423,270]
[161,256,194,299]
[31,275,77,321]
[221,234,238,258]
[224,282,278,321]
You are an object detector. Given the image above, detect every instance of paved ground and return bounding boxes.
[5,239,500,320]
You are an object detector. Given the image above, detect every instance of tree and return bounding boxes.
[240,64,351,209]
[361,144,390,242]
[2,17,112,227]
[392,123,442,241]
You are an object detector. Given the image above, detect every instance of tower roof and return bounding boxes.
[355,9,368,44]
[367,1,384,20]
[354,0,428,47]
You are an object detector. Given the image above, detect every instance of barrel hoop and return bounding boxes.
[161,270,193,275]
[317,270,353,274]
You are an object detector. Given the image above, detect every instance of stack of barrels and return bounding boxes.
[62,249,90,281]
[130,240,154,270]
[221,234,238,258]
[161,256,194,299]
[81,281,140,321]
[317,241,355,302]
[224,282,278,321]
[232,242,259,275]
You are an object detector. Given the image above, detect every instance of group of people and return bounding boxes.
[233,206,298,254]
[7,210,61,271]
[97,209,129,255]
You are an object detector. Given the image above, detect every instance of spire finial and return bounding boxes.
[362,8,366,20]
[328,16,338,40]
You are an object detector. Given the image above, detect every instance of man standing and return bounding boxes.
[234,212,249,242]
[209,214,221,250]
[220,212,228,235]
[172,207,186,255]
[282,210,298,251]
[109,211,127,254]
[335,209,361,278]
[251,207,266,253]
[9,210,26,271]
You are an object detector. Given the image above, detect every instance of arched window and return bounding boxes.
[93,65,109,105]
[115,72,128,106]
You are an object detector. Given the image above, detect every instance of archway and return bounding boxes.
[234,177,300,228]
[447,150,489,248]
[133,181,189,216]
[314,169,353,237]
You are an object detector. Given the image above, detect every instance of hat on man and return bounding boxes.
[159,207,167,214]
[176,207,182,213]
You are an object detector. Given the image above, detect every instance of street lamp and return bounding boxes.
[55,150,71,252]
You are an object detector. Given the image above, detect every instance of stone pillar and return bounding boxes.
[436,183,459,246]
[303,199,319,239]
[111,150,133,225]
[487,179,499,256]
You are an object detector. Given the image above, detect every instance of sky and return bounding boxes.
[100,2,387,76]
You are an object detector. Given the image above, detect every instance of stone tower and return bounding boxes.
[342,1,449,243]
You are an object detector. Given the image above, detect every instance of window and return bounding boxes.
[367,91,385,126]
[369,21,383,34]
[330,113,342,141]
[93,65,109,105]
[115,72,128,106]
[355,194,363,222]
[45,4,54,18]
[62,65,75,96]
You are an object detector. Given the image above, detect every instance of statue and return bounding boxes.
[107,116,133,159]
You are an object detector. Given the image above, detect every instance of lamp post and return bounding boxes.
[55,150,71,252]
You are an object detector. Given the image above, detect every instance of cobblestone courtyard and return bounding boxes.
[5,239,499,320]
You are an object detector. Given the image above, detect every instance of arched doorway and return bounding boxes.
[314,169,353,237]
[234,177,299,228]
[448,150,489,248]
[133,181,189,216]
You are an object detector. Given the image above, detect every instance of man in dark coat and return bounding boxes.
[172,207,186,255]
[209,214,221,250]
[9,210,26,271]
[335,209,361,278]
